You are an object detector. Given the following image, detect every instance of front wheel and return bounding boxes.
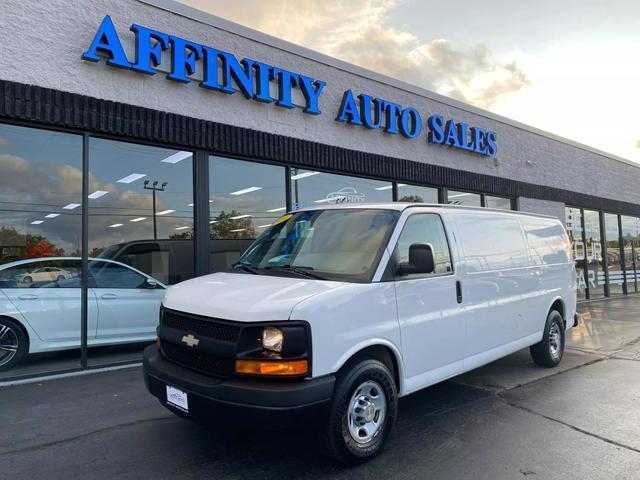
[530,310,565,368]
[0,318,28,371]
[324,358,397,464]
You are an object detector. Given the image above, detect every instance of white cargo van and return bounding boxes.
[143,204,577,463]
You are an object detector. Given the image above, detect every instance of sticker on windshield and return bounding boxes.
[273,213,292,225]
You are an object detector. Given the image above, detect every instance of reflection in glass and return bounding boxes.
[0,123,82,378]
[621,216,640,294]
[396,184,438,203]
[565,207,586,299]
[584,209,604,298]
[485,195,512,210]
[88,138,194,367]
[291,169,392,209]
[604,213,623,296]
[209,156,286,271]
[447,190,481,207]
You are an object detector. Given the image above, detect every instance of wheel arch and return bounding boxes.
[548,297,566,325]
[332,339,405,396]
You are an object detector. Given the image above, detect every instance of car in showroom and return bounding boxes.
[13,265,75,286]
[142,204,577,463]
[0,257,166,371]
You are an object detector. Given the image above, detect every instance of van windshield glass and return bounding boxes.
[237,209,399,282]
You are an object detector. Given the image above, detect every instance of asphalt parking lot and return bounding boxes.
[2,297,640,479]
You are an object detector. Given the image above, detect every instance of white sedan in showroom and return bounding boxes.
[0,257,166,370]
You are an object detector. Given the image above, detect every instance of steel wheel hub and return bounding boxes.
[347,380,386,444]
[0,324,19,366]
[549,322,561,359]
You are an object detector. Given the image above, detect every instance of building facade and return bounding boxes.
[1,0,639,380]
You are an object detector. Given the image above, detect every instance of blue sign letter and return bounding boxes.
[129,24,169,74]
[299,75,326,115]
[358,94,383,129]
[271,68,300,109]
[220,52,255,98]
[167,36,202,83]
[336,90,362,125]
[253,61,274,103]
[427,115,445,144]
[81,16,130,69]
[399,108,422,138]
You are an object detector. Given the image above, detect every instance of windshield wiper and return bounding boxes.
[231,262,260,275]
[263,265,326,280]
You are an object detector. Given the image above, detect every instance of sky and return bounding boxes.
[178,0,640,163]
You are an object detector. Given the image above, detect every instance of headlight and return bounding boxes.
[262,326,283,352]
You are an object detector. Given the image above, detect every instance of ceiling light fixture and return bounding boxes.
[174,226,190,230]
[230,214,251,220]
[229,228,246,233]
[109,223,123,228]
[62,203,81,210]
[230,186,262,195]
[157,209,176,215]
[88,190,109,199]
[266,207,286,212]
[30,220,44,225]
[117,173,147,184]
[130,217,146,222]
[161,151,192,164]
[291,171,320,180]
[45,213,60,218]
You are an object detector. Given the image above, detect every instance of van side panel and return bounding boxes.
[450,210,537,360]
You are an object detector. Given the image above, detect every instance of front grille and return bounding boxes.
[160,341,234,377]
[161,309,240,343]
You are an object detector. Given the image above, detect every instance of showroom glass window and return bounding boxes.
[396,184,439,203]
[0,123,82,379]
[565,207,587,299]
[209,156,286,271]
[88,138,194,366]
[290,169,392,209]
[604,213,623,296]
[621,216,640,294]
[447,190,481,207]
[485,195,513,210]
[583,209,604,298]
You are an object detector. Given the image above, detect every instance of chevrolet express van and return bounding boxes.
[143,204,577,463]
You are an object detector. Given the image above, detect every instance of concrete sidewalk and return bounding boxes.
[2,296,640,479]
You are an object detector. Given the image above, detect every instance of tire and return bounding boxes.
[324,358,398,464]
[0,318,28,371]
[530,310,565,368]
[56,275,65,283]
[23,276,33,285]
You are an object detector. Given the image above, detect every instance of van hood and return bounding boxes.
[162,271,346,322]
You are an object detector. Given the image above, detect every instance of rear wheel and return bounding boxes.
[530,310,565,368]
[0,318,28,371]
[324,358,397,464]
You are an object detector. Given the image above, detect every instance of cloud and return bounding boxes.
[0,138,9,147]
[180,0,529,108]
[635,140,640,150]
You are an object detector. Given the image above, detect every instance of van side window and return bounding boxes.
[455,214,529,272]
[395,214,452,278]
[523,220,570,265]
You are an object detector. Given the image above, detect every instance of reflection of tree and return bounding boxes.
[210,210,256,239]
[399,195,424,203]
[0,225,65,260]
[170,231,193,240]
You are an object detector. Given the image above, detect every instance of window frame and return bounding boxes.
[390,212,455,282]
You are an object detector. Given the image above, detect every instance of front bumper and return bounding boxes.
[143,345,335,429]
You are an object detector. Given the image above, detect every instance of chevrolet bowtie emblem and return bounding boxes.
[181,334,200,347]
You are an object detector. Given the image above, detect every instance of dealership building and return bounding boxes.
[1,0,640,380]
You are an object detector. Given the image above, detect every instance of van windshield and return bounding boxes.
[237,209,399,282]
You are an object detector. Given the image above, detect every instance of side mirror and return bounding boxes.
[145,277,158,289]
[398,243,435,275]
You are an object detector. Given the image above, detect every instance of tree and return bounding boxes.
[210,210,256,239]
[399,195,424,203]
[0,225,65,261]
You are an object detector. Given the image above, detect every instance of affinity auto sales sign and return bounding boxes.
[82,16,497,158]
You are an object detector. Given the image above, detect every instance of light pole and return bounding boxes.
[143,180,167,240]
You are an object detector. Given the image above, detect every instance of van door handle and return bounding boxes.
[455,281,462,304]
[18,294,38,300]
[101,294,118,300]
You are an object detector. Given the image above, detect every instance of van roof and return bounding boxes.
[293,203,559,220]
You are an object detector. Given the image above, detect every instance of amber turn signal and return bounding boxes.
[235,359,308,376]
[156,336,161,348]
